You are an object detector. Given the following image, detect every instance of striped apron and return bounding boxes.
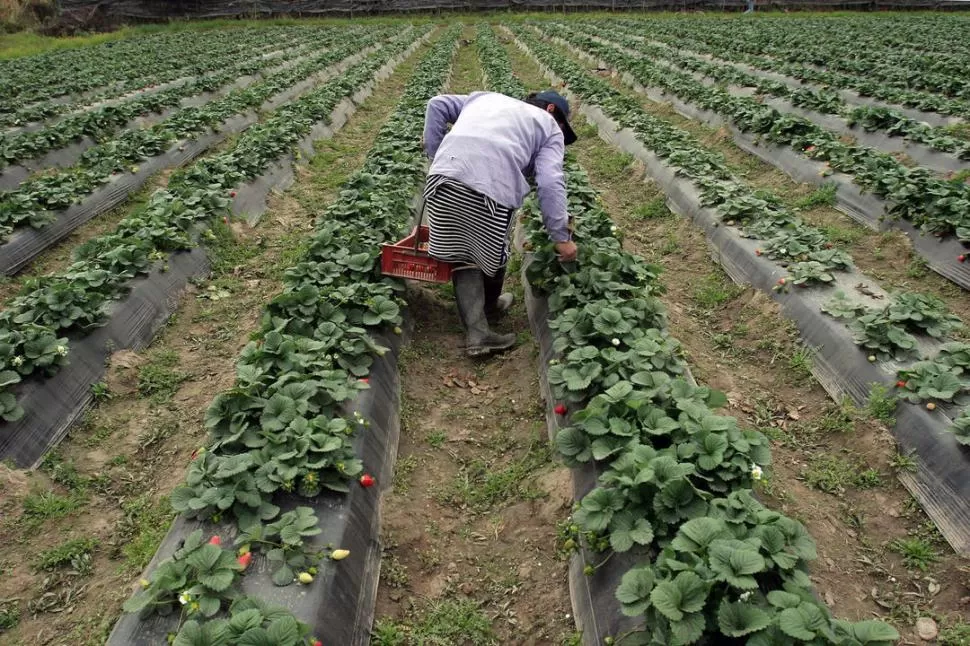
[423,174,516,278]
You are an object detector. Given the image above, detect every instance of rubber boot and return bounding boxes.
[484,266,514,320]
[452,267,516,357]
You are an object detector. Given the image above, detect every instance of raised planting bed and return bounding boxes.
[0,29,431,469]
[108,27,461,646]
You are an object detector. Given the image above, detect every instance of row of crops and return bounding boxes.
[2,12,969,646]
[499,18,970,554]
[0,24,428,466]
[493,25,902,645]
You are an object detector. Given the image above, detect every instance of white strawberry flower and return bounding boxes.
[178,591,192,605]
[750,464,763,481]
[11,356,23,367]
[55,345,68,356]
[739,591,752,602]
[611,338,621,346]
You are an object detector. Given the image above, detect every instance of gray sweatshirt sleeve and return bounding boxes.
[423,94,469,160]
[534,129,570,243]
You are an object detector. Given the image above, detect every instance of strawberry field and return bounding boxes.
[0,12,969,646]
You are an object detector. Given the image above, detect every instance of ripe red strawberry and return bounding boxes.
[896,380,907,388]
[554,404,567,416]
[208,536,222,546]
[230,191,237,198]
[777,278,786,285]
[237,552,252,569]
[313,641,323,646]
[959,254,966,263]
[360,377,369,384]
[754,249,762,256]
[359,474,375,488]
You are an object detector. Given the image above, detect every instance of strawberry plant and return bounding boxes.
[512,26,899,644]
[122,530,245,618]
[171,596,316,646]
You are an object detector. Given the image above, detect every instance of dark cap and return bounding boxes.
[535,90,577,146]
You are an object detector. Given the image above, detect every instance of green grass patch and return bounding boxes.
[867,383,898,426]
[444,437,550,512]
[632,196,672,220]
[819,223,865,247]
[890,537,939,572]
[118,494,176,572]
[792,184,837,210]
[788,345,814,382]
[803,454,882,495]
[371,599,498,646]
[22,490,85,526]
[393,454,419,495]
[137,348,190,403]
[692,271,743,310]
[34,537,98,572]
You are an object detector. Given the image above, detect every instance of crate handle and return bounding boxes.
[411,200,426,254]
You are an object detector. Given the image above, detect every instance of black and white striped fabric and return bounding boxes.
[424,174,516,278]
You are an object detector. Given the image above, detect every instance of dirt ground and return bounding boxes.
[370,30,574,646]
[371,285,575,645]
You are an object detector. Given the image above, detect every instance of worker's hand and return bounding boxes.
[555,240,578,262]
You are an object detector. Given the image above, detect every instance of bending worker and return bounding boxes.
[422,90,578,358]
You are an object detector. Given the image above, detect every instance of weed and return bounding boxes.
[90,381,112,402]
[693,271,742,310]
[788,345,814,381]
[889,451,918,473]
[867,383,898,425]
[803,454,880,495]
[633,196,672,220]
[907,255,929,279]
[425,430,447,449]
[660,232,681,255]
[444,438,550,511]
[373,599,498,646]
[41,451,88,493]
[382,554,410,588]
[0,600,18,630]
[371,622,407,646]
[820,224,864,247]
[35,537,98,573]
[793,184,837,210]
[117,494,175,571]
[814,404,855,434]
[22,490,84,525]
[855,468,883,489]
[939,619,970,645]
[137,348,190,402]
[890,537,939,571]
[393,454,419,495]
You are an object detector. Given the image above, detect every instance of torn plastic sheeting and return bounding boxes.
[0,47,383,277]
[0,114,250,277]
[0,246,210,469]
[106,330,403,646]
[233,32,430,227]
[578,101,970,555]
[602,64,970,293]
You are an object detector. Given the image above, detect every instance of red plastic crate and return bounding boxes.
[380,225,452,283]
